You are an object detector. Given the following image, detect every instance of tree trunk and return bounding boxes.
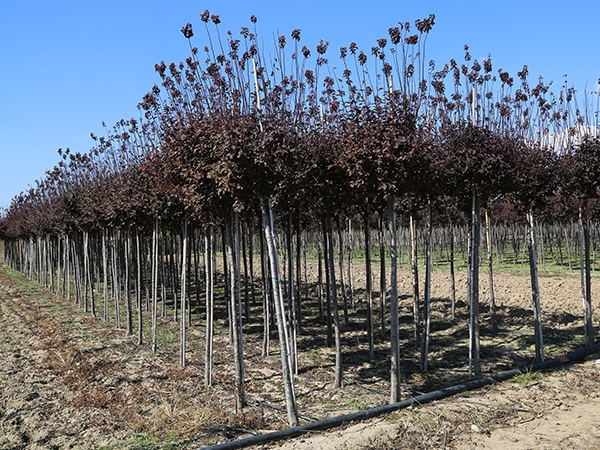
[160,229,167,318]
[449,224,456,320]
[85,230,96,318]
[225,211,245,411]
[136,229,143,345]
[286,215,298,374]
[317,239,325,323]
[125,229,133,336]
[205,225,214,387]
[388,196,401,403]
[65,235,71,301]
[322,224,333,348]
[110,229,121,329]
[171,233,179,323]
[379,215,387,335]
[485,210,498,334]
[420,197,433,371]
[260,197,299,427]
[241,221,250,322]
[73,234,83,310]
[249,221,256,307]
[180,220,188,367]
[192,227,201,324]
[260,221,270,357]
[336,216,350,327]
[295,212,303,333]
[469,188,482,378]
[152,220,159,353]
[102,229,109,322]
[565,226,572,272]
[325,211,343,389]
[527,210,544,362]
[579,199,594,347]
[410,212,420,343]
[347,218,355,309]
[364,214,375,360]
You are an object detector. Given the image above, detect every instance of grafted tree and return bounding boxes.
[560,134,600,347]
[440,122,517,377]
[512,140,558,362]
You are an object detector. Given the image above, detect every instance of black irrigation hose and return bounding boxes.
[203,341,600,450]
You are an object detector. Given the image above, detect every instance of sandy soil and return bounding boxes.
[1,256,600,449]
[272,358,600,450]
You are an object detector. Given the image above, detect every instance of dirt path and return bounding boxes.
[0,265,224,449]
[0,269,136,448]
[1,259,600,449]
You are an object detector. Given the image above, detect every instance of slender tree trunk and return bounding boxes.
[38,236,43,285]
[527,210,544,362]
[485,210,498,334]
[260,222,270,357]
[73,235,83,309]
[450,224,456,320]
[221,230,233,344]
[110,229,121,329]
[347,218,355,309]
[152,220,159,352]
[249,221,256,307]
[388,196,401,403]
[379,215,387,335]
[286,215,298,374]
[325,211,343,389]
[48,236,53,288]
[144,241,150,312]
[469,188,482,378]
[125,229,133,335]
[186,231,192,324]
[180,220,188,367]
[136,229,143,345]
[410,212,420,343]
[171,233,179,323]
[317,239,325,323]
[295,212,303,333]
[364,214,375,360]
[204,225,214,387]
[192,227,201,322]
[420,198,433,371]
[302,231,309,325]
[259,197,298,427]
[539,223,546,272]
[29,236,34,281]
[225,211,245,411]
[65,235,71,301]
[83,229,96,317]
[336,216,349,327]
[56,235,62,297]
[241,221,250,322]
[102,229,109,322]
[579,199,594,346]
[90,232,96,316]
[510,224,519,265]
[565,226,572,272]
[58,235,66,297]
[161,229,167,318]
[322,223,333,348]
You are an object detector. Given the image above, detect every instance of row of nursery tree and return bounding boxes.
[2,12,600,426]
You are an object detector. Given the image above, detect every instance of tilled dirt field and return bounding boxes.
[1,258,600,449]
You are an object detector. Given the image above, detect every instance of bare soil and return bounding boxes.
[1,257,600,449]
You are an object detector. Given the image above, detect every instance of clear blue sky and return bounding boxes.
[1,0,598,210]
